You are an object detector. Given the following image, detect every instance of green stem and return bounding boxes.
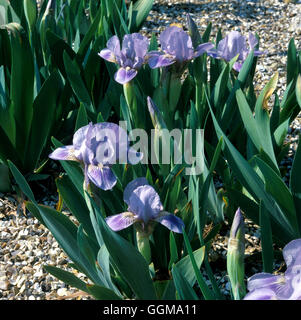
[123,81,141,128]
[136,231,151,265]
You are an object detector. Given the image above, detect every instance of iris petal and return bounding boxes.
[87,165,117,191]
[105,212,137,231]
[155,211,185,233]
[114,67,137,84]
[49,145,77,161]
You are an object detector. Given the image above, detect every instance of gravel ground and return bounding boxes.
[1,0,301,300]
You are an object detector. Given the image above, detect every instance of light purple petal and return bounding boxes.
[206,48,219,59]
[49,145,77,161]
[160,26,194,61]
[98,49,116,63]
[248,32,258,50]
[114,67,137,84]
[87,165,117,191]
[147,52,175,69]
[105,212,137,231]
[155,211,185,233]
[230,208,244,238]
[124,177,150,205]
[247,273,284,292]
[128,185,163,223]
[233,61,243,72]
[283,239,301,271]
[122,33,149,60]
[243,288,278,300]
[194,42,215,58]
[106,35,121,58]
[217,31,248,62]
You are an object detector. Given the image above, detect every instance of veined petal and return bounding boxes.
[87,164,117,191]
[283,239,301,271]
[49,145,77,161]
[244,288,278,300]
[114,67,137,84]
[147,52,175,69]
[247,273,284,292]
[106,35,121,58]
[128,185,163,223]
[98,49,116,63]
[106,212,137,231]
[155,211,185,233]
[194,42,215,58]
[248,32,258,50]
[123,177,149,205]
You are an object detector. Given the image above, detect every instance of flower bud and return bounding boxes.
[227,208,246,299]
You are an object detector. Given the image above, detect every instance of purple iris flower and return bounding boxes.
[208,31,264,72]
[105,177,185,234]
[244,239,301,300]
[147,26,214,70]
[98,33,149,84]
[49,123,142,191]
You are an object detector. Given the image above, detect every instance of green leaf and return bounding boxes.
[23,0,37,32]
[131,0,153,31]
[168,232,178,269]
[287,38,297,86]
[7,160,36,203]
[56,175,95,240]
[25,70,63,171]
[290,135,301,232]
[75,102,89,131]
[255,156,299,233]
[44,265,89,293]
[296,74,301,109]
[86,284,122,300]
[175,246,205,287]
[77,4,102,63]
[207,97,298,241]
[171,265,199,300]
[63,51,94,113]
[5,23,34,157]
[259,201,274,273]
[33,203,104,286]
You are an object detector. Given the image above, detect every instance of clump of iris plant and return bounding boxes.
[208,31,265,72]
[99,33,149,84]
[244,239,301,300]
[147,25,214,74]
[49,122,142,191]
[105,177,185,263]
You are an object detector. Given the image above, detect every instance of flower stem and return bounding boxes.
[136,231,151,265]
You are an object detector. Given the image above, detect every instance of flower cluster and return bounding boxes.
[99,22,265,83]
[99,25,214,84]
[244,239,301,300]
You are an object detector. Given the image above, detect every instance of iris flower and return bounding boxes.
[49,123,142,191]
[147,25,214,70]
[99,33,149,84]
[244,239,301,300]
[208,31,265,72]
[105,177,185,234]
